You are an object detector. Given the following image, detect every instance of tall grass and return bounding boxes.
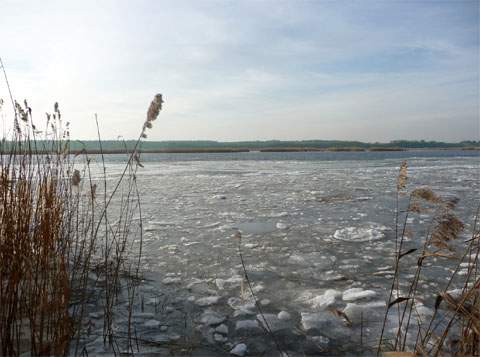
[0,60,162,355]
[378,161,479,356]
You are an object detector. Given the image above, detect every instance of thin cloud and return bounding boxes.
[0,0,478,141]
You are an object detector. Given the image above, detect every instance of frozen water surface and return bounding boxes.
[84,150,478,355]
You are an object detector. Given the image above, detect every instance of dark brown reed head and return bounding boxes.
[71,169,81,186]
[410,187,441,203]
[431,213,464,250]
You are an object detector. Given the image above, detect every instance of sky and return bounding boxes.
[0,0,478,142]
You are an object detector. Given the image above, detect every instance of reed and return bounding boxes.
[0,60,162,355]
[378,161,479,356]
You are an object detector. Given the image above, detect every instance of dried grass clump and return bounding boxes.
[0,60,163,356]
[378,160,479,357]
[0,172,72,355]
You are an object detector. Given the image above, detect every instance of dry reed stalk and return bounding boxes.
[0,61,161,356]
[235,230,288,357]
[377,160,479,356]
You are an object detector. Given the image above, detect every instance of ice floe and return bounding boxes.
[199,310,227,326]
[230,343,247,356]
[342,288,377,302]
[300,311,351,338]
[162,277,182,285]
[235,319,261,334]
[257,313,291,333]
[307,289,342,309]
[333,223,389,242]
[196,296,221,306]
[342,301,385,324]
[278,311,291,320]
[215,324,228,335]
[215,276,243,290]
[144,319,161,328]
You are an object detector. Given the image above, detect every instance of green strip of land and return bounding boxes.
[2,139,478,154]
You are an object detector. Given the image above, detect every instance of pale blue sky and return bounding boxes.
[0,0,478,141]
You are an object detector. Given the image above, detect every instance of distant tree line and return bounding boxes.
[1,139,478,152]
[70,139,479,150]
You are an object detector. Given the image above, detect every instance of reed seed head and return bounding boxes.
[91,184,97,200]
[397,160,408,191]
[411,187,442,204]
[234,231,242,241]
[71,169,81,186]
[408,200,422,213]
[431,213,464,250]
[146,94,163,122]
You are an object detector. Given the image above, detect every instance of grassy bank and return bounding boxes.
[3,145,478,155]
[1,139,478,154]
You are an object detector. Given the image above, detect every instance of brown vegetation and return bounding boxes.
[0,82,161,354]
[378,160,479,356]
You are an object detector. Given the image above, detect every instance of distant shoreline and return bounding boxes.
[3,140,478,154]
[66,146,480,154]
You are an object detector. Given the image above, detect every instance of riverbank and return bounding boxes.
[2,139,478,155]
[27,146,480,155]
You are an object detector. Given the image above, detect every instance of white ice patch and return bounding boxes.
[264,211,288,218]
[288,254,304,265]
[308,289,342,309]
[342,288,377,302]
[228,297,256,317]
[144,319,161,328]
[162,277,181,284]
[199,310,226,325]
[230,343,248,356]
[215,276,243,290]
[342,301,385,324]
[355,196,373,201]
[297,289,341,309]
[235,319,260,332]
[196,296,221,306]
[256,313,291,332]
[278,311,291,320]
[203,222,222,229]
[333,223,389,242]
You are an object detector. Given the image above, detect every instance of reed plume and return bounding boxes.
[397,160,408,192]
[378,161,479,357]
[0,87,159,355]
